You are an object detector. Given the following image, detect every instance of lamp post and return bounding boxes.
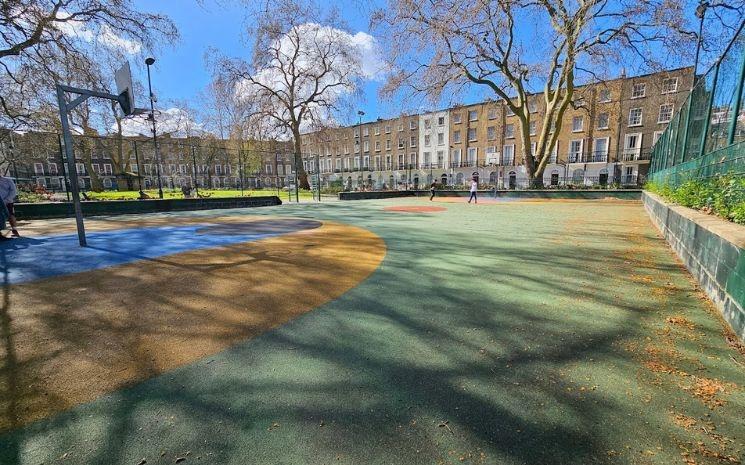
[692,2,709,89]
[145,57,163,199]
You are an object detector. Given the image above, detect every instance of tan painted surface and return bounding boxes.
[0,218,386,433]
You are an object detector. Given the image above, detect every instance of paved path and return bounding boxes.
[1,198,743,465]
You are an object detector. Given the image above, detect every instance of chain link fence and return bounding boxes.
[648,23,745,187]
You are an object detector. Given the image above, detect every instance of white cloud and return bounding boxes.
[235,23,388,132]
[118,108,203,137]
[55,12,142,55]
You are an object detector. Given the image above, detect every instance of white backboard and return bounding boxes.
[115,62,135,115]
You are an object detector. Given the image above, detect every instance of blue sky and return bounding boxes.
[131,0,395,125]
[126,0,732,130]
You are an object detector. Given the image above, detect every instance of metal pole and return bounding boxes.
[146,61,163,199]
[316,154,321,202]
[692,2,708,89]
[56,85,87,246]
[57,133,71,201]
[191,145,199,198]
[238,149,244,196]
[134,140,144,197]
[727,51,745,144]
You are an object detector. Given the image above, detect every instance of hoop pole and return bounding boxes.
[56,85,87,246]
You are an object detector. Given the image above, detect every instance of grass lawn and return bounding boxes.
[1,198,743,465]
[82,188,315,201]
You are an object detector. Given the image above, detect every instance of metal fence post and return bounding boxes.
[699,62,720,159]
[726,49,745,144]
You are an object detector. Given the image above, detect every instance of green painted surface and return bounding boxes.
[1,198,744,465]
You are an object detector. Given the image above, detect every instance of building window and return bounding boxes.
[375,141,381,151]
[529,121,537,136]
[597,113,609,129]
[398,124,404,131]
[451,149,461,164]
[569,140,583,162]
[502,145,515,165]
[593,138,609,161]
[572,116,584,132]
[374,126,380,135]
[488,108,497,119]
[467,128,477,141]
[48,163,58,174]
[104,164,112,174]
[505,123,515,139]
[363,140,370,152]
[438,116,445,125]
[487,126,496,140]
[628,108,643,126]
[528,101,537,113]
[363,127,369,137]
[266,164,273,174]
[453,130,461,143]
[423,151,431,165]
[34,163,44,175]
[386,140,391,150]
[631,83,646,99]
[468,110,478,121]
[653,131,664,145]
[505,105,514,116]
[398,138,404,148]
[385,125,391,134]
[354,128,360,138]
[662,78,678,94]
[437,133,444,145]
[598,89,611,103]
[410,136,417,147]
[409,121,416,130]
[658,104,674,123]
[452,113,462,124]
[623,133,642,157]
[467,147,477,163]
[424,134,431,147]
[424,119,431,129]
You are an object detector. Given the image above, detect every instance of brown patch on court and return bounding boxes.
[0,219,386,433]
[383,205,446,213]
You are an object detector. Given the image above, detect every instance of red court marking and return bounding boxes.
[384,206,447,213]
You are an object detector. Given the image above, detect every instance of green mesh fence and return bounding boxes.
[649,23,745,187]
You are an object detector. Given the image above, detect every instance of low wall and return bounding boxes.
[339,189,641,201]
[16,196,282,220]
[643,192,745,341]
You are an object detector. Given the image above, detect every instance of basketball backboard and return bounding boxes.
[115,62,135,116]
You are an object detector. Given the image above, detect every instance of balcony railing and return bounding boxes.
[450,161,477,168]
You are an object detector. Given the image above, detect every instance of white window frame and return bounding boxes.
[631,83,646,99]
[505,123,515,139]
[502,145,515,165]
[658,104,674,123]
[452,113,462,124]
[661,78,678,94]
[487,126,497,140]
[467,128,477,142]
[598,89,611,103]
[453,130,461,143]
[572,115,584,132]
[628,108,643,127]
[468,110,478,121]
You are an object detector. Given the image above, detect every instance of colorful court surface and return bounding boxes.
[0,198,743,465]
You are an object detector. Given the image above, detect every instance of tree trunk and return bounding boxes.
[292,126,309,189]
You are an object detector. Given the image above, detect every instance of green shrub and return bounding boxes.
[645,175,745,225]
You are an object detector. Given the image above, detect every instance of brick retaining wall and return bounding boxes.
[643,192,745,341]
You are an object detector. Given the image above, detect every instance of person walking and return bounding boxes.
[468,177,478,204]
[429,180,437,201]
[0,174,19,238]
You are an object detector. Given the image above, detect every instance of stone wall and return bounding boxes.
[643,192,745,341]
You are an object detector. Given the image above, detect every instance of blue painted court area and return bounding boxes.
[0,219,321,285]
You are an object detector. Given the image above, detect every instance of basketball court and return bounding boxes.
[0,198,743,465]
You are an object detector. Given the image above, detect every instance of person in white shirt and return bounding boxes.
[0,175,19,238]
[468,178,478,204]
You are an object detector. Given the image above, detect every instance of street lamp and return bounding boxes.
[692,1,709,89]
[145,57,163,199]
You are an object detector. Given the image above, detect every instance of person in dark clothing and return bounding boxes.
[429,181,437,201]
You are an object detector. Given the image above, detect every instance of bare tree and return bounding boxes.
[218,0,371,189]
[374,0,741,185]
[1,0,178,130]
